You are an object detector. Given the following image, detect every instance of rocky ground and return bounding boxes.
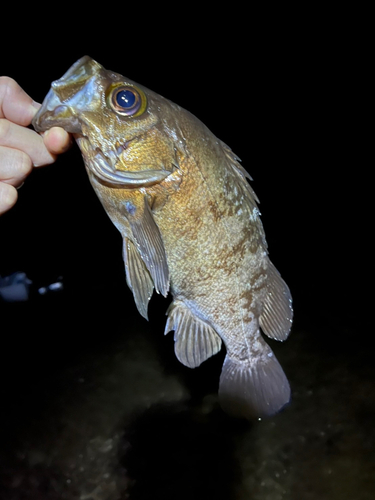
[1,282,374,500]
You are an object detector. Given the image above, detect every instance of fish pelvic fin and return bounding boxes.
[219,350,291,419]
[259,261,293,341]
[165,301,222,368]
[123,237,154,320]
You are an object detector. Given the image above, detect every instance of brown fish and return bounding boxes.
[33,56,293,419]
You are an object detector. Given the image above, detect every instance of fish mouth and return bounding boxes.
[31,56,105,134]
[77,136,174,188]
[33,102,82,134]
[32,56,101,134]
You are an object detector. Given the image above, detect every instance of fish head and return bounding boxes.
[33,56,182,188]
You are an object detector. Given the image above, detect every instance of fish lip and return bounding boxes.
[32,56,101,134]
[33,103,82,134]
[32,86,83,134]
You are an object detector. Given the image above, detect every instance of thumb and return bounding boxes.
[42,127,72,157]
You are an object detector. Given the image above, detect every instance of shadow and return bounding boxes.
[0,454,78,500]
[118,402,248,500]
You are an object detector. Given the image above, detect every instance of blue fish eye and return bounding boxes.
[116,89,136,109]
[110,85,146,116]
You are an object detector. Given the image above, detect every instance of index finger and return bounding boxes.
[0,76,40,126]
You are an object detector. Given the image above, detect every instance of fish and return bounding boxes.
[32,56,293,419]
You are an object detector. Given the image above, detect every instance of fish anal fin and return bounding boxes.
[259,261,293,341]
[124,194,169,297]
[165,301,222,368]
[219,349,291,419]
[122,237,154,320]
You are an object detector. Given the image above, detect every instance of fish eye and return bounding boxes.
[108,84,147,117]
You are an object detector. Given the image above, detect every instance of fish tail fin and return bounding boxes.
[218,351,291,419]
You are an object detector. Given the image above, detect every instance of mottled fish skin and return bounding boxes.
[33,56,293,419]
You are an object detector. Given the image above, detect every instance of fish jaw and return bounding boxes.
[32,96,81,133]
[76,135,174,189]
[32,56,104,134]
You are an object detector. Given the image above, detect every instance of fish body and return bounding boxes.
[33,57,293,418]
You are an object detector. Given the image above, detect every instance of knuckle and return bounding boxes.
[0,146,32,183]
[15,149,32,178]
[0,77,19,108]
[0,118,11,140]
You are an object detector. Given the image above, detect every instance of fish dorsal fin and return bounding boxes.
[259,261,293,341]
[220,141,268,250]
[123,237,154,319]
[123,194,169,298]
[221,141,259,206]
[165,300,222,368]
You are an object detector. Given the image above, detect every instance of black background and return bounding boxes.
[1,7,369,344]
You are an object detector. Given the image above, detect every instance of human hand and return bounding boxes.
[0,77,71,215]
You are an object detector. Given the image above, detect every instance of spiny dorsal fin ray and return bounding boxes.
[122,237,154,320]
[165,301,222,368]
[220,141,267,250]
[220,141,260,206]
[259,261,293,341]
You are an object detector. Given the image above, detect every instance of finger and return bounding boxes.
[0,77,40,126]
[0,119,56,167]
[43,127,72,156]
[0,146,32,185]
[0,181,18,215]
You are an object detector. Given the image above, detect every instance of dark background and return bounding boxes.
[0,6,371,499]
[1,11,367,325]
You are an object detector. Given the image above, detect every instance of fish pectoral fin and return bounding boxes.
[164,301,222,368]
[259,261,293,341]
[123,237,154,320]
[124,195,169,297]
[219,347,291,419]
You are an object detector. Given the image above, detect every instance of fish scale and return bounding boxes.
[33,56,293,419]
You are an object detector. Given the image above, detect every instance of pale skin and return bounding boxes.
[0,77,71,215]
